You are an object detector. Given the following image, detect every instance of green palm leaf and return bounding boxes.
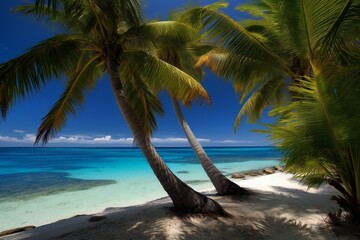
[123,51,210,105]
[234,76,285,131]
[33,0,143,26]
[317,0,360,63]
[35,54,103,144]
[263,66,360,217]
[0,35,82,119]
[120,62,164,136]
[196,51,281,87]
[34,0,59,16]
[180,3,296,78]
[124,21,198,51]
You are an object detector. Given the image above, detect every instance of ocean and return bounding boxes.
[0,147,281,231]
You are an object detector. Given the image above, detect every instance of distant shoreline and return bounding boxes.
[0,145,274,148]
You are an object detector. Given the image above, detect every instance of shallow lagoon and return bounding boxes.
[0,147,280,231]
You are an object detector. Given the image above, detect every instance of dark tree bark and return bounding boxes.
[172,97,247,195]
[106,59,227,215]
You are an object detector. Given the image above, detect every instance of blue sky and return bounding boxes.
[0,0,273,147]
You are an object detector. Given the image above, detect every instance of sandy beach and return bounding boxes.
[1,172,355,240]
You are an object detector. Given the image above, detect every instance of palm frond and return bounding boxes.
[34,0,59,16]
[123,51,210,105]
[264,65,360,210]
[156,44,205,81]
[0,35,82,119]
[316,0,360,63]
[124,21,198,51]
[234,76,285,131]
[32,0,143,26]
[35,54,103,144]
[116,0,143,26]
[176,47,205,81]
[15,3,88,34]
[120,62,164,136]
[236,1,270,18]
[270,0,360,64]
[180,5,296,78]
[196,51,282,85]
[15,4,61,18]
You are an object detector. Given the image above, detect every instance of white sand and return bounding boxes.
[0,160,280,232]
[1,173,355,240]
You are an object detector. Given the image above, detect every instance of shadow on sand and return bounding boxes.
[6,182,357,240]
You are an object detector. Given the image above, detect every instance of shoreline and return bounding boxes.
[0,162,280,232]
[0,166,282,234]
[1,172,352,240]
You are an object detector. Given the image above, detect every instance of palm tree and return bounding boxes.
[180,0,360,129]
[264,65,360,221]
[171,98,247,195]
[0,0,226,214]
[180,0,360,217]
[156,36,246,195]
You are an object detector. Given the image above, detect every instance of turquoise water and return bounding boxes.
[0,147,280,231]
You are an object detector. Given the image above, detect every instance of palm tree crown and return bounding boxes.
[0,0,226,214]
[180,0,360,129]
[180,0,360,219]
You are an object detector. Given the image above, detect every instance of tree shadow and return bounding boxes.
[46,207,333,240]
[7,185,350,240]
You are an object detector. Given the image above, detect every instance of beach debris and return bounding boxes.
[244,170,264,176]
[0,226,35,237]
[273,166,284,172]
[264,168,275,174]
[231,173,246,179]
[231,166,286,179]
[88,215,107,222]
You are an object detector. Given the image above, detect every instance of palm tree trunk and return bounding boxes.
[172,97,247,195]
[106,60,226,214]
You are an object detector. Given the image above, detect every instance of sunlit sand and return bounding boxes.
[3,173,351,240]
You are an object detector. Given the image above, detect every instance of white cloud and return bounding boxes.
[13,129,25,133]
[0,134,133,145]
[24,134,36,142]
[151,137,211,143]
[214,140,253,144]
[62,134,93,139]
[49,135,134,144]
[0,136,23,143]
[92,136,134,143]
[0,134,35,143]
[0,133,252,146]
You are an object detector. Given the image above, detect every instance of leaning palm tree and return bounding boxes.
[0,0,226,214]
[172,97,246,195]
[180,0,360,128]
[156,36,246,195]
[264,65,360,221]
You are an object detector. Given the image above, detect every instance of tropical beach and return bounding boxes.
[0,147,358,239]
[1,0,360,239]
[0,147,280,232]
[2,172,355,240]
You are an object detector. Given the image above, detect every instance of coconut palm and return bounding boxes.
[0,0,226,214]
[180,0,360,217]
[264,65,360,221]
[155,35,246,195]
[171,98,247,195]
[180,0,360,129]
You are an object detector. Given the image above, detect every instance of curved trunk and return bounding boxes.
[172,97,247,195]
[106,60,226,214]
